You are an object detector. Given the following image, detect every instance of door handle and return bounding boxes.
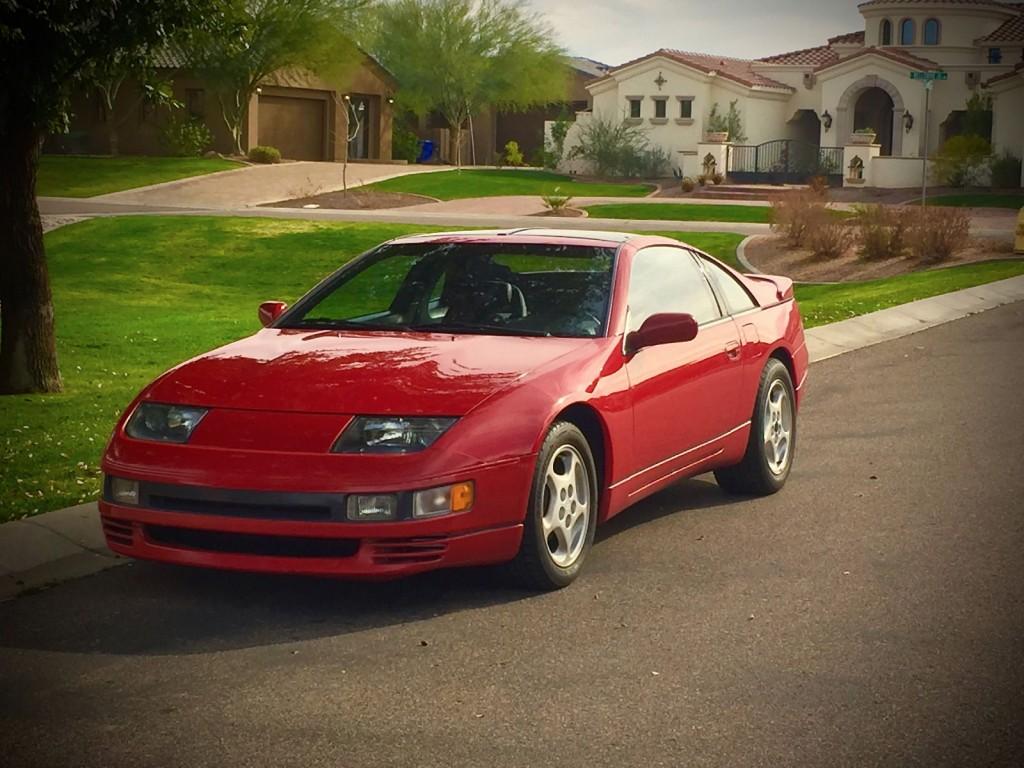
[725,341,741,360]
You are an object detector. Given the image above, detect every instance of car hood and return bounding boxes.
[144,329,590,416]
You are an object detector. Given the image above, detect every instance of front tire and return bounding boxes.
[715,358,796,496]
[507,422,598,590]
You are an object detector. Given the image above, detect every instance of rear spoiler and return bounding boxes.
[744,274,794,305]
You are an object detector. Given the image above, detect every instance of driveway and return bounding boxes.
[89,161,449,209]
[2,303,1022,768]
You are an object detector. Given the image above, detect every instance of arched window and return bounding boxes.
[923,18,941,45]
[900,18,916,45]
[881,19,893,46]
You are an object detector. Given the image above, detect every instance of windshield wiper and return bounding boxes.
[411,321,551,337]
[286,318,413,331]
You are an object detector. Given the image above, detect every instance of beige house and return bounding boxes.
[560,0,1024,187]
[49,48,397,163]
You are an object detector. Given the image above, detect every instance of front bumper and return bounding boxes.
[98,454,534,579]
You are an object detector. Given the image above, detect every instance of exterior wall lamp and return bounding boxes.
[903,111,914,133]
[821,110,833,131]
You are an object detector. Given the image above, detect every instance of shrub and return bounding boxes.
[532,147,558,169]
[567,115,663,177]
[806,212,855,261]
[711,171,724,185]
[161,115,213,157]
[809,176,831,198]
[770,190,822,247]
[392,125,420,163]
[248,145,281,164]
[906,207,970,263]
[991,153,1022,189]
[547,114,573,164]
[541,187,574,213]
[680,176,696,193]
[854,204,909,261]
[504,140,524,167]
[933,135,992,187]
[706,100,747,143]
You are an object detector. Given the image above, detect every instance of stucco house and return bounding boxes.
[48,48,397,163]
[561,0,1024,187]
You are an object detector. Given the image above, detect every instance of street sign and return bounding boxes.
[910,71,948,81]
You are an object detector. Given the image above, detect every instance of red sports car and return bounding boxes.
[100,229,807,589]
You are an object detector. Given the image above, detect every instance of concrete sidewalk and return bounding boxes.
[2,276,1023,600]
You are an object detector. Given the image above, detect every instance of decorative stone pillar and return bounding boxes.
[843,143,881,188]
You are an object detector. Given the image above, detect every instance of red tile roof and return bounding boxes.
[983,62,1024,85]
[814,46,940,73]
[980,13,1024,41]
[858,0,1018,8]
[759,44,839,67]
[827,31,866,46]
[604,49,794,91]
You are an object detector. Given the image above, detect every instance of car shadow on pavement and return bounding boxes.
[0,478,741,658]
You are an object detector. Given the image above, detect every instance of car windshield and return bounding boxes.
[283,241,617,338]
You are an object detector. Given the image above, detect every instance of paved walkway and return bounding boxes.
[92,161,448,209]
[2,277,1022,601]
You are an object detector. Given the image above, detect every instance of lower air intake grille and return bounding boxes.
[370,537,449,565]
[144,525,359,558]
[102,517,134,547]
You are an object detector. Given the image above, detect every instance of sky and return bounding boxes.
[525,0,867,65]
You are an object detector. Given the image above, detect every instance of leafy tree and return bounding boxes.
[0,0,216,394]
[367,0,568,166]
[186,0,367,155]
[94,57,181,155]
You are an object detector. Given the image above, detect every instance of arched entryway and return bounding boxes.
[836,75,906,156]
[855,88,895,155]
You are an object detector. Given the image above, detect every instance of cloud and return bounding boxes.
[526,0,865,64]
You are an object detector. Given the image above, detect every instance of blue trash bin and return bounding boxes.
[417,140,435,164]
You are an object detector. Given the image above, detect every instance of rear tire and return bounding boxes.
[506,422,598,590]
[715,358,796,496]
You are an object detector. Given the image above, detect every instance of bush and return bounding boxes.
[697,174,708,187]
[770,190,822,247]
[907,207,970,263]
[711,171,724,185]
[854,204,909,261]
[806,212,855,261]
[991,153,1022,189]
[567,115,665,177]
[392,125,420,163]
[706,100,747,143]
[504,140,524,167]
[809,176,831,198]
[541,186,574,213]
[161,115,213,157]
[680,176,696,193]
[532,147,558,169]
[933,135,992,187]
[248,145,281,164]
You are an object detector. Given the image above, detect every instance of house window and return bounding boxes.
[899,18,915,45]
[880,19,892,46]
[186,88,205,118]
[923,19,940,45]
[988,47,1003,64]
[653,98,667,119]
[679,98,693,119]
[627,98,642,119]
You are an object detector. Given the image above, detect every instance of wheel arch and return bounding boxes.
[768,345,796,386]
[551,402,611,500]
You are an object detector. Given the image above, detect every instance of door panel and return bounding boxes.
[623,247,745,489]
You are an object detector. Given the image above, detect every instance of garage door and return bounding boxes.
[258,95,325,161]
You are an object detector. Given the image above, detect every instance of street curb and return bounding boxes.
[735,235,761,273]
[2,277,1023,600]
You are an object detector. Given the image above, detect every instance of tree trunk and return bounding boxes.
[0,121,63,394]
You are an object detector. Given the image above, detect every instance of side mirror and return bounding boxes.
[625,313,698,354]
[258,301,288,328]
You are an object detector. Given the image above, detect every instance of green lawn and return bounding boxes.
[3,216,1019,521]
[795,260,1024,327]
[37,154,244,198]
[925,193,1024,210]
[368,169,654,200]
[585,203,773,223]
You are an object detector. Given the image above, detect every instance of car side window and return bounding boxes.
[696,254,758,315]
[627,246,722,333]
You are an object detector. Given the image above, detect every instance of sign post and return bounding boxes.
[910,71,948,208]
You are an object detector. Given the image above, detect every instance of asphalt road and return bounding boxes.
[2,304,1023,768]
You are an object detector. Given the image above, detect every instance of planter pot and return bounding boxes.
[705,131,729,144]
[850,132,876,146]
